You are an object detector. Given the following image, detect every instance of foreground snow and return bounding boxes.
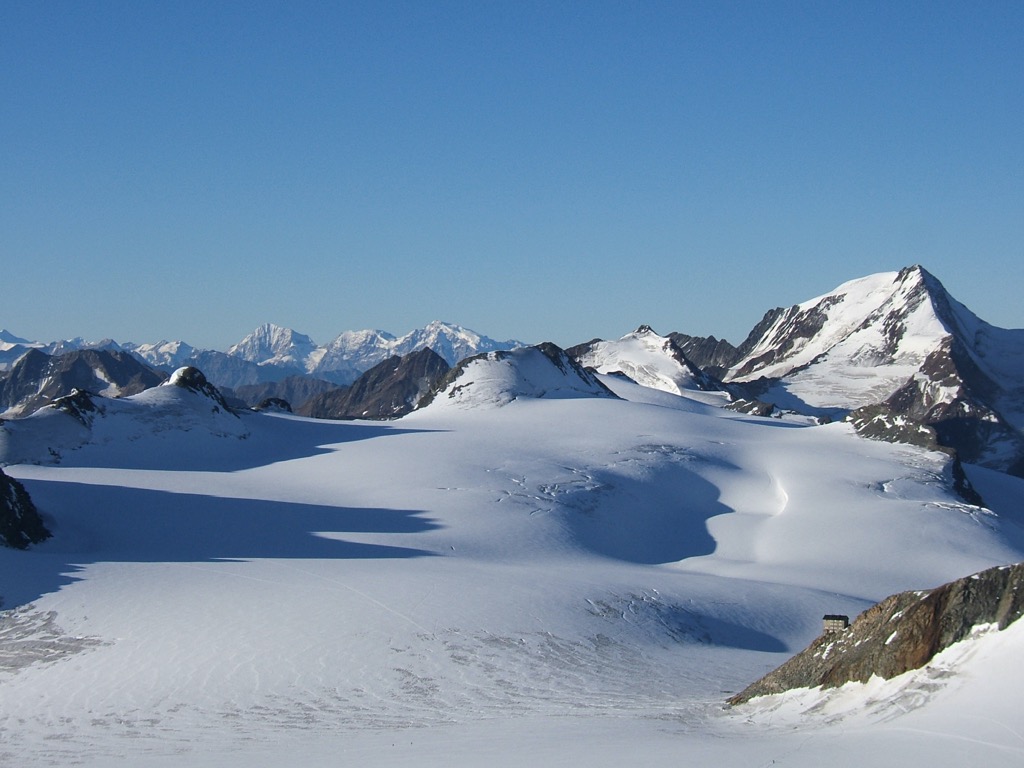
[2,380,1024,766]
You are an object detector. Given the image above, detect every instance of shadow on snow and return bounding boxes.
[1,479,441,608]
[47,415,443,473]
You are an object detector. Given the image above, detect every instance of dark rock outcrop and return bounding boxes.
[254,397,293,413]
[728,561,1024,705]
[0,467,50,549]
[50,388,103,427]
[845,404,941,451]
[724,398,777,418]
[299,348,450,420]
[666,333,741,379]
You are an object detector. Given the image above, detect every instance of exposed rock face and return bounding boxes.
[728,561,1024,705]
[0,349,166,417]
[254,397,292,413]
[0,467,50,549]
[845,404,941,451]
[666,333,741,379]
[50,389,103,427]
[299,349,450,420]
[724,398,778,418]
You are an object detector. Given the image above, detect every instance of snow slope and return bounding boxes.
[1,356,1023,766]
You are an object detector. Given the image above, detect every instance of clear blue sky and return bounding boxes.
[2,1,1022,350]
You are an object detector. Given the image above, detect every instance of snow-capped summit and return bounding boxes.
[569,325,724,396]
[712,265,1024,473]
[726,266,958,394]
[422,342,617,410]
[227,323,318,370]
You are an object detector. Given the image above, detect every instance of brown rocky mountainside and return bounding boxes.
[728,561,1024,705]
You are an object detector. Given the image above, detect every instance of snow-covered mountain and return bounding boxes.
[0,367,248,467]
[423,342,617,410]
[226,323,319,372]
[569,325,725,396]
[686,266,1024,475]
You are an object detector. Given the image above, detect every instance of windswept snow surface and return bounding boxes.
[2,383,1024,766]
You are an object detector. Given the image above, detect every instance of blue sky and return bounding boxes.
[2,1,1022,350]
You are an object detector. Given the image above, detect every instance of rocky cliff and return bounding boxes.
[728,561,1024,705]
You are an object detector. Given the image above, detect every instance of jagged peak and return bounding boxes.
[229,323,316,350]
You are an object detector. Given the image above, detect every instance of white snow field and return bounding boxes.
[3,370,1024,767]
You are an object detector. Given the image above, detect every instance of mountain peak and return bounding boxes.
[163,366,236,415]
[569,328,724,397]
[422,343,617,410]
[227,324,317,367]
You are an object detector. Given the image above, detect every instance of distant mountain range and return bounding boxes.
[0,320,525,391]
[3,266,1023,476]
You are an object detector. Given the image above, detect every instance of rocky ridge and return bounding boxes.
[728,561,1024,705]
